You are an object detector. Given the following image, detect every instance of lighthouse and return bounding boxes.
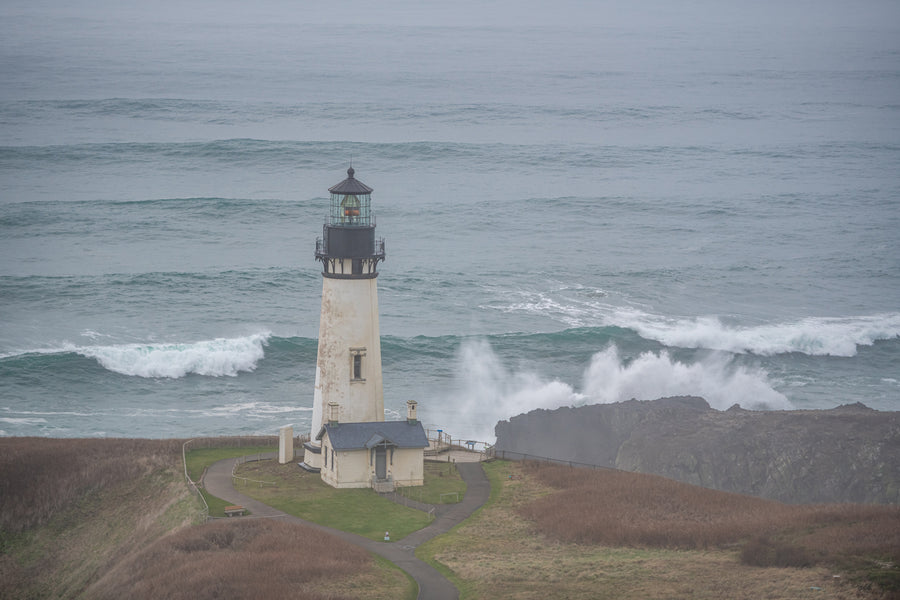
[300,168,428,490]
[301,167,387,472]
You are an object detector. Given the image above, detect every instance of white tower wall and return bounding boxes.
[309,267,384,437]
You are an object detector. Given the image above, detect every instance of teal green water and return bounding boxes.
[1,0,898,440]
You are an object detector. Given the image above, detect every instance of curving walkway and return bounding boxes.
[203,456,490,600]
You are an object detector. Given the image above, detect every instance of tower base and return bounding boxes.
[300,441,323,472]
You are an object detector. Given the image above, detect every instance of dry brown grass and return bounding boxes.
[421,460,900,600]
[519,462,900,557]
[84,519,393,600]
[0,437,184,533]
[0,438,197,598]
[518,462,900,596]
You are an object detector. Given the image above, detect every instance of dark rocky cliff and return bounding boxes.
[493,397,900,504]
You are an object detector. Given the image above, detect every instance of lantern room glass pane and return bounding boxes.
[330,192,372,227]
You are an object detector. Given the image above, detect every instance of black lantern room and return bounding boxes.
[315,167,385,279]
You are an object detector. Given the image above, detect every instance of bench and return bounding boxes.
[223,505,246,517]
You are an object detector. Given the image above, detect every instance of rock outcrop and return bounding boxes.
[493,397,900,504]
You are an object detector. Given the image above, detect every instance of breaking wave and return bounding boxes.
[497,291,900,357]
[73,333,271,378]
[612,310,900,357]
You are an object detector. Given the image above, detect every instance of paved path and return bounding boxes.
[203,456,490,600]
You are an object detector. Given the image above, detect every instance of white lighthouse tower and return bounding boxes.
[301,167,386,472]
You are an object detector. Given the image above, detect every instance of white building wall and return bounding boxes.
[390,449,425,488]
[320,437,371,489]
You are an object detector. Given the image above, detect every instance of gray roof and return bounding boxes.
[328,167,374,195]
[317,420,429,451]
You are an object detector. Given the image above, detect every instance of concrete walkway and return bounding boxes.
[202,456,490,600]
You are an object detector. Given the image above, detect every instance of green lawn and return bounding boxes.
[187,449,468,542]
[183,446,276,482]
[397,461,467,504]
[184,446,276,517]
[234,460,434,542]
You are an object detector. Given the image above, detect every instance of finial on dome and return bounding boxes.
[347,166,355,178]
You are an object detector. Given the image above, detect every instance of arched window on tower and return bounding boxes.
[350,348,366,382]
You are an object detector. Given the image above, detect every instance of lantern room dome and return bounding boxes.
[328,167,373,195]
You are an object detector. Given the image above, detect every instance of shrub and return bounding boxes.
[740,536,813,568]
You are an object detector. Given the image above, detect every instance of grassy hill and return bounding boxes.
[2,437,897,599]
[0,438,408,599]
[419,460,900,600]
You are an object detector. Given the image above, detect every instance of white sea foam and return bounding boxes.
[494,290,604,329]
[497,292,900,357]
[80,329,110,341]
[75,333,270,378]
[611,310,900,357]
[581,345,791,410]
[201,401,305,416]
[449,338,790,440]
[0,417,49,425]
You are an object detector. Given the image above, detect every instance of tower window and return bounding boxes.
[350,348,366,382]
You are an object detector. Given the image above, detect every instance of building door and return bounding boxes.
[375,447,387,479]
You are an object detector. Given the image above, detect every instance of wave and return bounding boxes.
[0,138,727,174]
[0,333,272,379]
[495,290,900,357]
[78,333,271,378]
[0,197,308,231]
[1,98,766,137]
[611,310,900,357]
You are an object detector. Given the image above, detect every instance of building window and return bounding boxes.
[350,348,366,382]
[331,449,335,471]
[324,444,328,468]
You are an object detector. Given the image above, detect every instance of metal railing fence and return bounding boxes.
[182,439,210,521]
[487,448,614,471]
[232,453,278,488]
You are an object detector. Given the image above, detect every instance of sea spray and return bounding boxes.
[449,338,582,441]
[580,345,791,410]
[447,338,791,441]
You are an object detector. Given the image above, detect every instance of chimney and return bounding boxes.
[406,399,418,424]
[327,401,340,426]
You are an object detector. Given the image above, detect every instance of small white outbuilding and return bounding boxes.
[317,418,428,491]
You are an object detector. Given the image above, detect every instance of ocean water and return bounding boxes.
[1,0,899,442]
